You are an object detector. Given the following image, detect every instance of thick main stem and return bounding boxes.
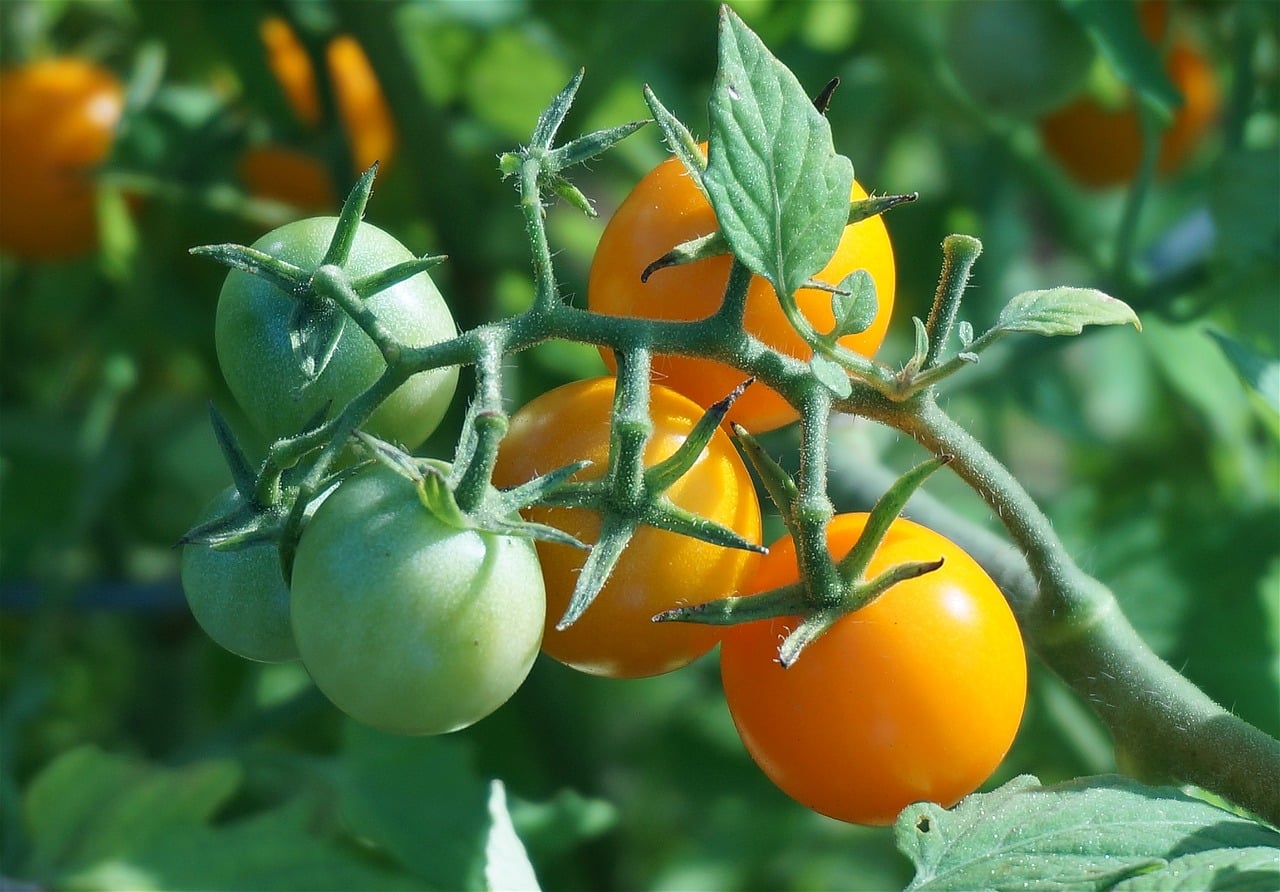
[886,393,1280,825]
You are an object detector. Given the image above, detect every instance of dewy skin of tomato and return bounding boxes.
[588,149,896,433]
[491,377,763,678]
[719,514,1027,826]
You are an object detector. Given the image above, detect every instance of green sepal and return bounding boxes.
[641,230,727,283]
[287,294,345,382]
[322,165,377,269]
[904,316,930,376]
[549,119,649,172]
[835,455,950,582]
[548,176,597,217]
[731,422,799,519]
[777,608,842,667]
[643,85,707,192]
[350,255,448,299]
[208,402,257,499]
[653,581,808,626]
[812,76,840,116]
[187,243,304,295]
[530,68,584,150]
[643,380,747,494]
[178,499,280,550]
[847,192,918,225]
[557,514,637,630]
[643,498,766,555]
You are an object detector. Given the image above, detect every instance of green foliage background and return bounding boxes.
[1,1,1276,889]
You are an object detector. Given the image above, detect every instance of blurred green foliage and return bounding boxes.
[1,0,1277,889]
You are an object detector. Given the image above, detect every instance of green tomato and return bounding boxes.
[214,217,458,449]
[181,486,298,663]
[290,463,546,735]
[945,0,1094,119]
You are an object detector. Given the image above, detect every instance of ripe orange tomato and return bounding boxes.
[588,148,896,433]
[245,16,397,207]
[720,514,1027,826]
[0,58,124,260]
[491,377,762,678]
[1039,6,1220,188]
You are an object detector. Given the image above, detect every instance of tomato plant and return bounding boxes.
[1039,5,1221,187]
[0,57,124,260]
[180,487,299,663]
[214,216,458,448]
[491,377,762,678]
[719,513,1027,826]
[289,462,546,735]
[588,149,896,432]
[243,15,397,208]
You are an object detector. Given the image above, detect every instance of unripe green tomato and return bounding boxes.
[181,486,298,663]
[214,217,458,449]
[290,463,547,735]
[945,0,1094,118]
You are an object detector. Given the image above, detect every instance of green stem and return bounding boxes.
[875,392,1280,826]
[922,234,982,369]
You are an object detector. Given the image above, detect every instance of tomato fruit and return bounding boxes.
[180,487,298,663]
[245,16,397,208]
[720,514,1027,826]
[491,377,762,678]
[214,216,458,448]
[588,149,895,433]
[1039,3,1220,187]
[290,463,546,735]
[945,0,1094,118]
[0,58,124,260]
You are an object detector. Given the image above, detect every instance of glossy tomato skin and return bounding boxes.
[290,463,546,735]
[214,217,458,448]
[588,151,895,432]
[720,514,1027,826]
[491,377,762,678]
[180,487,299,663]
[0,58,124,260]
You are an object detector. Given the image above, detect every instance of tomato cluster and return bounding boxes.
[184,128,1026,825]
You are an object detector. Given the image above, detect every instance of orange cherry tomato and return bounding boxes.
[720,514,1027,825]
[491,377,763,678]
[1039,3,1220,188]
[246,17,397,207]
[588,148,896,433]
[0,58,124,260]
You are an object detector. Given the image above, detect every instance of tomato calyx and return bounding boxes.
[193,166,446,385]
[499,69,647,217]
[657,452,953,667]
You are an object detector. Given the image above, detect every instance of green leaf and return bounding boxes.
[23,746,241,877]
[484,781,541,892]
[508,789,617,860]
[898,775,1280,891]
[829,268,878,338]
[996,287,1141,337]
[1061,0,1180,115]
[338,721,489,889]
[65,800,422,892]
[702,6,854,304]
[809,353,853,398]
[1208,331,1280,414]
[1112,846,1280,891]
